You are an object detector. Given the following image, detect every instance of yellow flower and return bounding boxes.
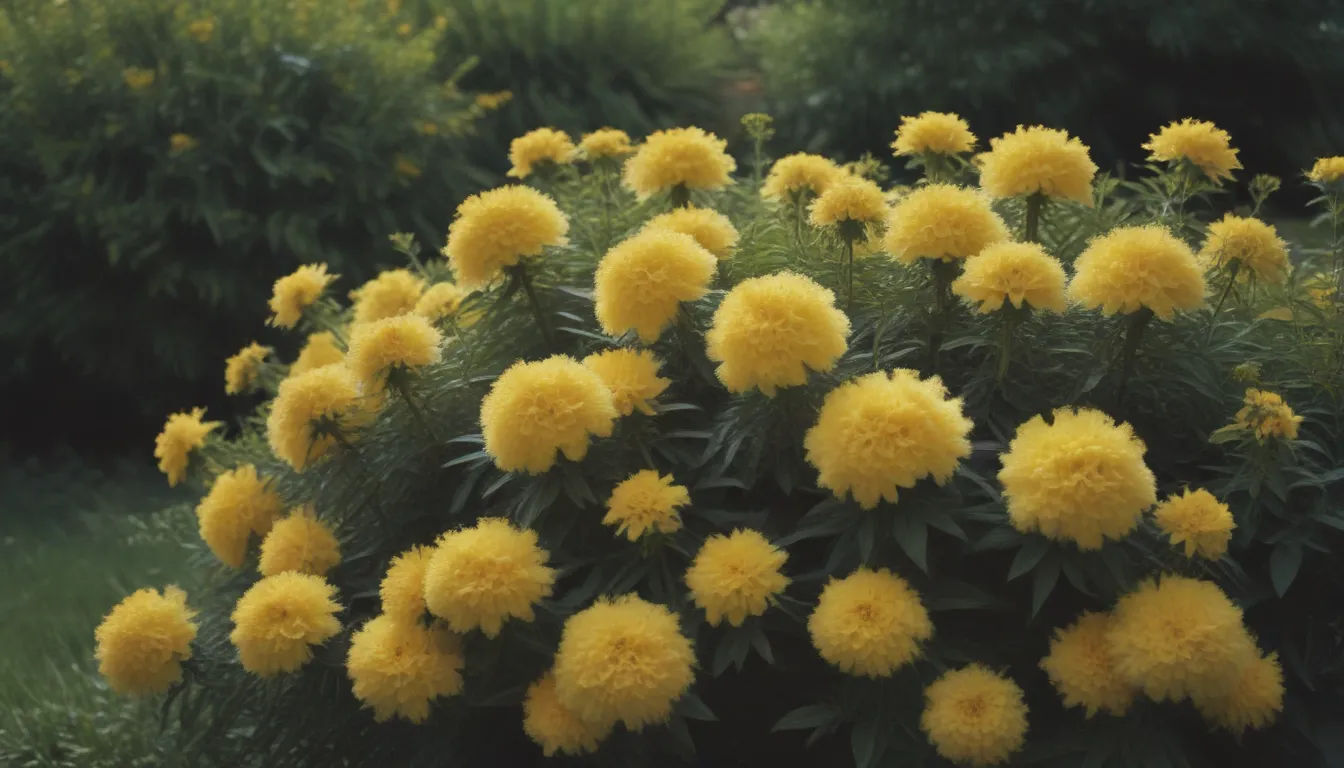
[706,272,850,396]
[379,545,432,621]
[622,126,736,199]
[396,22,412,37]
[269,263,336,328]
[921,664,1028,767]
[1143,118,1241,181]
[154,407,221,486]
[479,355,618,473]
[804,369,973,509]
[267,364,368,471]
[579,127,634,160]
[1234,388,1302,441]
[1305,272,1338,310]
[290,331,344,376]
[1307,156,1344,184]
[642,207,739,260]
[258,508,341,578]
[474,90,513,110]
[883,183,1009,263]
[195,464,285,569]
[186,17,215,43]
[1231,361,1262,383]
[423,518,555,637]
[1152,488,1235,559]
[442,185,569,289]
[808,176,888,227]
[224,342,269,396]
[581,348,670,416]
[122,67,155,90]
[952,242,1068,313]
[1200,214,1290,284]
[761,153,844,201]
[346,615,464,723]
[891,111,977,157]
[594,229,717,343]
[808,568,933,677]
[94,587,197,695]
[1040,611,1135,717]
[415,281,467,323]
[346,314,442,388]
[998,408,1156,550]
[1194,651,1284,733]
[394,155,421,178]
[685,529,789,627]
[1068,225,1206,320]
[169,133,198,154]
[603,470,689,541]
[416,120,439,136]
[507,127,577,178]
[523,672,612,756]
[977,125,1097,204]
[230,572,342,676]
[552,595,695,730]
[349,269,424,325]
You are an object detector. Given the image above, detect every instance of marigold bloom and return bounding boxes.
[883,184,1009,263]
[921,665,1028,767]
[602,470,689,541]
[267,364,368,471]
[808,176,888,227]
[346,314,442,388]
[475,90,512,110]
[581,348,670,416]
[507,127,576,178]
[186,17,215,43]
[1068,225,1206,320]
[154,407,221,486]
[643,207,738,260]
[94,587,197,695]
[423,518,555,637]
[761,153,844,201]
[524,671,612,756]
[1152,488,1235,559]
[258,508,341,578]
[1234,388,1302,441]
[1194,651,1284,733]
[269,264,336,328]
[1144,118,1241,181]
[169,133,197,154]
[224,342,269,395]
[479,355,618,473]
[1200,214,1290,284]
[594,229,717,343]
[349,269,424,325]
[952,242,1067,313]
[196,464,285,569]
[685,529,789,627]
[804,370,973,509]
[442,186,569,289]
[706,272,850,396]
[579,128,634,160]
[978,126,1097,204]
[809,568,933,677]
[379,545,432,621]
[346,615,464,723]
[230,572,342,676]
[290,332,344,376]
[1307,156,1344,184]
[891,111,977,157]
[1040,611,1135,717]
[415,282,467,323]
[621,126,736,199]
[122,67,155,90]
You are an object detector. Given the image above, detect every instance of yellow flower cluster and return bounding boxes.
[258,508,341,578]
[1200,214,1290,284]
[977,125,1097,204]
[1040,611,1135,717]
[154,407,221,486]
[952,242,1068,313]
[346,615,463,723]
[594,229,717,342]
[443,186,569,289]
[1152,488,1235,559]
[1144,118,1241,181]
[414,281,467,323]
[891,111,977,157]
[266,364,369,471]
[345,313,443,388]
[883,183,1009,263]
[269,263,335,328]
[224,341,269,395]
[1234,388,1302,441]
[290,331,344,375]
[621,126,735,199]
[423,518,555,636]
[349,269,424,325]
[523,672,611,756]
[1307,156,1344,184]
[578,127,634,160]
[94,587,197,695]
[808,568,932,677]
[580,348,669,416]
[921,664,1028,767]
[195,464,284,568]
[642,206,739,260]
[1068,225,1206,320]
[507,127,576,178]
[808,175,887,227]
[685,529,789,627]
[602,470,689,540]
[761,153,844,201]
[379,545,432,621]
[230,571,341,676]
[479,355,617,473]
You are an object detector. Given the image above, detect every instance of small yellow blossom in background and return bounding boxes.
[154,407,221,486]
[396,22,412,37]
[1068,225,1206,320]
[349,268,424,325]
[423,518,556,637]
[921,664,1028,767]
[415,120,439,136]
[224,341,269,395]
[578,127,634,160]
[594,229,717,343]
[0,60,11,76]
[122,67,155,90]
[761,153,844,201]
[290,331,344,376]
[643,206,739,260]
[393,155,421,178]
[1144,118,1241,181]
[523,672,611,756]
[266,364,368,471]
[804,369,972,509]
[621,126,736,199]
[1200,214,1290,283]
[1305,271,1339,310]
[552,594,695,730]
[346,314,442,388]
[1234,388,1302,441]
[442,185,569,289]
[808,567,933,677]
[1193,651,1284,733]
[415,281,467,323]
[1152,488,1235,559]
[706,272,850,396]
[685,529,789,627]
[883,183,1009,263]
[1040,611,1135,717]
[474,90,513,110]
[891,111,977,157]
[230,571,341,676]
[998,408,1156,549]
[433,14,449,31]
[507,127,577,178]
[186,17,215,43]
[1307,156,1344,184]
[978,125,1097,204]
[479,355,617,473]
[808,175,887,227]
[169,133,198,154]
[269,263,336,328]
[580,348,669,416]
[346,615,463,723]
[952,242,1068,313]
[195,464,284,569]
[379,545,432,621]
[258,508,341,578]
[94,587,197,695]
[603,470,689,541]
[1231,361,1262,383]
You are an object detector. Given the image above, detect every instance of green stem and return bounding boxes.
[996,312,1016,383]
[1021,193,1044,243]
[927,259,960,374]
[389,370,439,442]
[1116,308,1154,406]
[843,236,856,314]
[1206,261,1241,345]
[509,263,554,352]
[668,184,691,209]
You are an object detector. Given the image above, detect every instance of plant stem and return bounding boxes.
[1021,193,1044,243]
[668,184,691,208]
[843,235,856,314]
[389,370,439,442]
[1116,308,1154,406]
[996,311,1016,383]
[509,263,554,352]
[1206,260,1241,345]
[927,259,960,374]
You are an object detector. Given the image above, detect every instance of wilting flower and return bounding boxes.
[479,355,618,473]
[603,470,689,541]
[423,518,555,637]
[685,529,789,626]
[1144,118,1241,181]
[921,665,1029,767]
[808,568,933,677]
[94,587,197,695]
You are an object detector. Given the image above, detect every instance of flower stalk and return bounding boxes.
[1021,193,1045,244]
[508,263,555,352]
[927,258,961,373]
[1115,308,1155,405]
[1206,260,1241,345]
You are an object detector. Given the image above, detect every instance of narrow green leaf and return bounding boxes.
[851,720,881,768]
[1270,542,1303,597]
[1031,553,1061,617]
[772,704,838,732]
[892,515,929,572]
[1007,536,1050,581]
[678,692,717,722]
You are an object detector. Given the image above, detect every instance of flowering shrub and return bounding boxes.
[101,118,1344,766]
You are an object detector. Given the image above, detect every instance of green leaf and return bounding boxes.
[749,626,775,664]
[972,525,1023,552]
[1270,542,1303,597]
[1031,553,1061,617]
[773,704,838,732]
[850,720,881,768]
[677,692,717,722]
[926,581,998,612]
[892,515,929,572]
[1008,536,1050,581]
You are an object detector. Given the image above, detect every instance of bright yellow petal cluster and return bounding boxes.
[269,264,336,328]
[921,664,1028,767]
[808,568,933,677]
[94,586,197,695]
[952,242,1068,313]
[507,127,576,178]
[1194,652,1284,733]
[1234,388,1302,441]
[523,672,612,756]
[379,545,432,621]
[1152,488,1235,559]
[891,111,977,157]
[415,282,467,323]
[349,269,424,325]
[1307,156,1344,184]
[643,207,739,260]
[346,314,443,388]
[1040,611,1135,717]
[1305,271,1340,310]
[685,529,789,627]
[579,128,634,160]
[552,595,695,730]
[581,348,669,417]
[804,369,973,509]
[808,176,888,227]
[998,408,1155,550]
[423,518,555,637]
[224,342,269,395]
[346,615,463,723]
[1143,119,1241,181]
[1200,214,1290,284]
[258,508,341,578]
[479,355,618,473]
[602,470,689,541]
[230,572,341,677]
[154,407,221,487]
[621,126,736,199]
[883,183,1009,263]
[706,272,850,396]
[761,153,844,201]
[266,365,369,471]
[594,229,717,343]
[290,331,344,376]
[978,126,1097,204]
[1068,225,1206,320]
[443,186,570,289]
[195,464,285,569]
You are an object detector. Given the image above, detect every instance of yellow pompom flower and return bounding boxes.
[349,269,424,325]
[1039,611,1135,717]
[952,242,1068,313]
[804,369,973,509]
[891,111,977,157]
[761,153,844,201]
[706,272,851,396]
[883,184,1010,264]
[415,282,467,323]
[643,207,739,260]
[523,672,612,757]
[594,229,717,343]
[154,407,221,487]
[977,126,1097,204]
[1234,388,1302,441]
[94,587,197,695]
[998,408,1156,550]
[379,545,432,621]
[479,355,618,473]
[1152,488,1235,559]
[195,464,285,569]
[224,342,269,395]
[579,127,634,160]
[258,508,341,578]
[1143,118,1241,181]
[621,126,736,199]
[552,595,695,730]
[290,331,345,376]
[808,176,888,227]
[267,364,368,471]
[442,185,570,289]
[580,348,669,417]
[1194,651,1284,733]
[269,264,336,328]
[345,314,443,388]
[921,664,1028,767]
[1307,156,1344,184]
[808,568,933,677]
[230,572,342,677]
[1068,225,1206,320]
[507,127,576,178]
[423,518,555,637]
[346,614,464,723]
[603,470,689,541]
[1199,214,1290,284]
[685,529,789,627]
